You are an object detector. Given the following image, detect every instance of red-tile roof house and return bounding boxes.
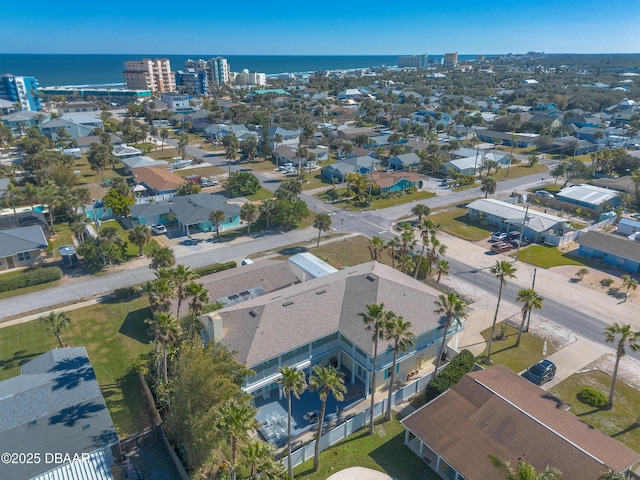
[401,366,640,480]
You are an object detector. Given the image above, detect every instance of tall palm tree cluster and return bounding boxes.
[140,264,212,384]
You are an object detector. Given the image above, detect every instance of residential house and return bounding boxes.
[555,184,619,211]
[268,126,300,149]
[274,145,299,166]
[371,171,424,193]
[121,156,169,174]
[160,92,196,113]
[113,144,142,160]
[39,118,95,141]
[308,145,329,162]
[576,231,640,273]
[60,113,103,130]
[322,156,382,182]
[337,88,366,101]
[0,225,48,271]
[551,136,598,155]
[57,102,100,115]
[199,261,468,400]
[475,130,539,147]
[412,110,453,126]
[76,133,122,153]
[444,152,510,176]
[0,347,119,480]
[617,218,640,236]
[132,166,184,196]
[387,152,421,171]
[129,192,242,235]
[1,110,49,137]
[204,124,255,142]
[402,366,640,480]
[0,98,16,115]
[466,198,568,244]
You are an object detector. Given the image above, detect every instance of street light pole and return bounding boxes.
[514,203,529,261]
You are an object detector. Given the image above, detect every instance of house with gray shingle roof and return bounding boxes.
[129,193,242,235]
[388,152,421,171]
[322,156,382,182]
[0,225,48,271]
[0,347,118,480]
[200,261,467,399]
[576,231,640,274]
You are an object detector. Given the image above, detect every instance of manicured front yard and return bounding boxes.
[476,323,556,373]
[315,190,437,212]
[0,295,154,437]
[549,370,640,453]
[516,245,586,269]
[293,416,439,480]
[485,162,548,181]
[429,205,491,242]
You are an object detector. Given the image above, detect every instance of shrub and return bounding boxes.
[113,287,135,300]
[424,349,476,402]
[578,387,607,407]
[193,261,236,277]
[601,278,614,287]
[0,266,62,292]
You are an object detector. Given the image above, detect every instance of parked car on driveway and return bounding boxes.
[200,178,218,187]
[491,231,508,241]
[535,190,555,199]
[491,242,512,253]
[151,224,167,235]
[521,359,556,385]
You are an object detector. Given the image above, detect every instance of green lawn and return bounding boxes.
[315,190,437,212]
[173,165,226,178]
[516,245,586,269]
[99,219,155,258]
[476,323,556,373]
[293,416,440,480]
[245,187,274,202]
[47,223,75,256]
[486,163,548,181]
[429,206,491,241]
[0,295,154,437]
[549,370,640,453]
[302,172,336,191]
[312,235,393,269]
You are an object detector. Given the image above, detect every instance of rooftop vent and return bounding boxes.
[282,300,294,307]
[316,289,327,295]
[249,310,257,318]
[366,275,376,282]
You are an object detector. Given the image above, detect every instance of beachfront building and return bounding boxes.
[233,69,267,87]
[443,52,458,67]
[39,86,152,105]
[398,54,428,69]
[207,57,231,87]
[0,74,42,111]
[176,68,208,96]
[123,58,176,93]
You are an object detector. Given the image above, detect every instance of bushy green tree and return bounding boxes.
[226,172,261,197]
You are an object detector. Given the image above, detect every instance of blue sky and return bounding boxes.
[1,0,639,55]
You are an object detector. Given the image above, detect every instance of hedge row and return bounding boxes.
[424,349,476,402]
[193,261,237,277]
[0,267,63,293]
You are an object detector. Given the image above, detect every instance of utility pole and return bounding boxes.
[514,203,529,261]
[525,268,537,332]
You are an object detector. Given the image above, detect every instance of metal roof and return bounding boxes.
[31,450,114,480]
[556,184,618,206]
[466,199,565,233]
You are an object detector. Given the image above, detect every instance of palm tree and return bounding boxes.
[433,293,468,377]
[368,236,385,261]
[359,303,392,434]
[39,311,72,348]
[159,129,169,150]
[604,323,640,408]
[313,213,332,247]
[277,366,307,478]
[240,202,259,234]
[273,133,283,166]
[489,454,563,479]
[309,365,347,471]
[485,261,518,364]
[411,203,431,224]
[38,180,60,234]
[515,288,543,347]
[259,199,276,229]
[142,275,176,314]
[620,275,638,301]
[435,259,450,284]
[386,238,400,268]
[242,440,276,479]
[177,132,189,160]
[184,281,210,340]
[171,264,198,320]
[413,219,436,279]
[217,399,259,480]
[481,177,497,198]
[384,315,415,421]
[209,209,226,238]
[148,312,180,383]
[598,470,631,480]
[127,224,151,256]
[148,245,176,271]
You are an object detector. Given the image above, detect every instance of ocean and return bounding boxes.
[0,53,481,87]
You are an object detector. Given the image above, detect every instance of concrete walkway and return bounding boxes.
[327,467,393,480]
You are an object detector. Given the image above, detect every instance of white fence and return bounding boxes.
[286,365,437,469]
[547,216,617,247]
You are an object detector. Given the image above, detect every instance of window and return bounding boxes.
[17,252,31,262]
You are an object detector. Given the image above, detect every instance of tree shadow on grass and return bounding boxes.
[119,308,154,344]
[0,350,45,373]
[612,423,640,438]
[369,429,438,479]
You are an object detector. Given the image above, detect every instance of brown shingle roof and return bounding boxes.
[132,166,183,192]
[371,171,423,189]
[402,366,640,479]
